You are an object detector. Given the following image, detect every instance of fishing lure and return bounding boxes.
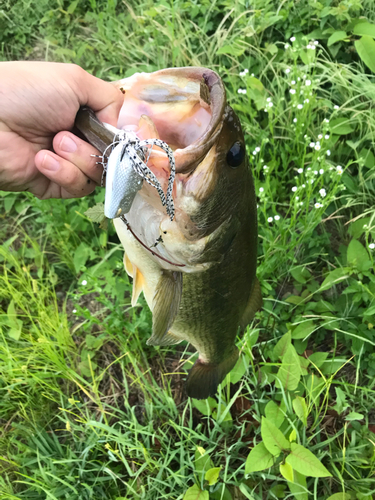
[101,129,176,220]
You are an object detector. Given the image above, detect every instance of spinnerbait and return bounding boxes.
[98,128,176,221]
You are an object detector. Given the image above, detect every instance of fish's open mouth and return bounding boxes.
[114,67,226,173]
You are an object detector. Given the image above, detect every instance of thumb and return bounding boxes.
[75,67,124,127]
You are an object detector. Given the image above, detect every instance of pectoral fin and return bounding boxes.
[240,277,262,330]
[123,253,133,277]
[131,266,145,307]
[147,271,183,346]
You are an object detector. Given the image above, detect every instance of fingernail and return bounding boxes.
[60,135,77,153]
[43,154,60,171]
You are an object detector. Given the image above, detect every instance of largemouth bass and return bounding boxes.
[76,67,261,399]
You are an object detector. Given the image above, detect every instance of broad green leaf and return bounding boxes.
[265,400,285,428]
[320,267,350,291]
[286,443,332,477]
[345,411,364,421]
[364,304,375,316]
[7,300,22,340]
[205,467,221,486]
[285,295,305,305]
[347,239,370,272]
[192,398,217,416]
[329,118,354,135]
[299,356,309,376]
[288,470,308,500]
[359,148,375,169]
[273,331,291,359]
[291,320,315,340]
[289,429,297,442]
[67,0,79,14]
[293,396,308,426]
[291,266,312,284]
[216,42,245,57]
[276,344,301,391]
[320,358,347,376]
[280,462,294,482]
[183,484,209,500]
[355,36,375,72]
[248,77,264,91]
[327,31,348,46]
[229,355,249,384]
[245,442,274,473]
[308,352,328,368]
[261,417,290,456]
[326,493,351,500]
[195,447,214,482]
[74,242,91,273]
[333,387,348,414]
[210,486,233,500]
[353,22,375,38]
[84,203,106,223]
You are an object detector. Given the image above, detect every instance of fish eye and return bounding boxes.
[226,141,245,168]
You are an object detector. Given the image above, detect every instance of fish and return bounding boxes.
[75,67,262,399]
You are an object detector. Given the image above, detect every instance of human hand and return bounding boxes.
[0,61,123,199]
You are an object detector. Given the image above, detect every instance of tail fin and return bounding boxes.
[186,347,239,399]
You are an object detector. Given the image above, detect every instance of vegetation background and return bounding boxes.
[1,0,375,498]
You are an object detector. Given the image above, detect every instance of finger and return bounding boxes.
[34,149,97,198]
[53,131,104,185]
[74,66,124,127]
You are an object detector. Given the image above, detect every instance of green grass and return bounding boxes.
[2,0,375,498]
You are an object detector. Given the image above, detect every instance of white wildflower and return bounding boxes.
[315,202,323,208]
[238,88,247,94]
[73,309,77,313]
[302,184,306,188]
[292,186,297,192]
[318,134,323,139]
[369,243,375,250]
[290,36,296,42]
[296,196,299,200]
[268,217,273,223]
[285,68,291,74]
[309,142,315,148]
[334,105,339,110]
[285,43,290,49]
[315,144,321,151]
[304,99,309,103]
[297,104,303,109]
[326,150,331,156]
[307,44,312,49]
[319,188,326,197]
[324,118,329,123]
[291,80,296,85]
[274,215,281,220]
[259,187,264,193]
[290,88,296,94]
[267,102,274,108]
[324,134,330,140]
[314,170,318,175]
[255,146,261,152]
[336,165,343,175]
[298,168,303,174]
[81,280,87,286]
[319,168,324,174]
[293,118,297,123]
[314,40,319,45]
[305,80,311,86]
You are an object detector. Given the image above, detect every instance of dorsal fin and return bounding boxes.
[147,270,183,346]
